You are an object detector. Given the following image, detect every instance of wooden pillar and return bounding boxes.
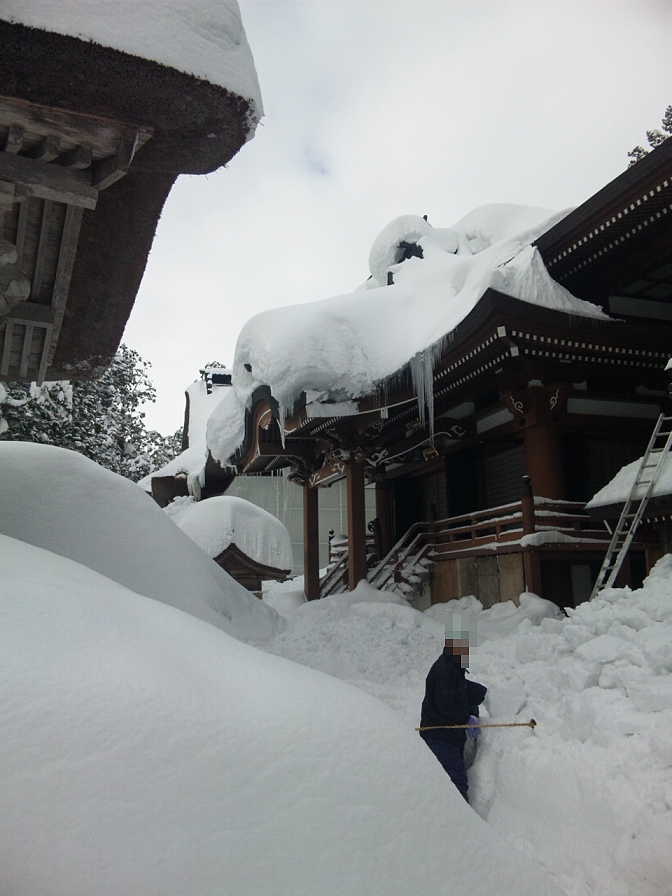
[523,423,565,500]
[347,459,367,590]
[375,481,394,557]
[303,484,320,601]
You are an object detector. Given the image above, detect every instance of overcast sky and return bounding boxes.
[122,0,671,434]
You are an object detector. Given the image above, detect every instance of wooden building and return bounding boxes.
[169,494,292,594]
[0,17,257,381]
[216,139,672,609]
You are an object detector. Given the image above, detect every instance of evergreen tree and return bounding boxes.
[0,344,182,481]
[628,104,672,166]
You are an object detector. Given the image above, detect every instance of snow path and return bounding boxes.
[260,578,672,895]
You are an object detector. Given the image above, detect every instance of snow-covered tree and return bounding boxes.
[628,104,672,166]
[0,344,182,481]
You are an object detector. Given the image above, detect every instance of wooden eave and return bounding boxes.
[587,492,672,523]
[227,290,672,487]
[0,95,153,381]
[215,542,290,582]
[534,139,672,307]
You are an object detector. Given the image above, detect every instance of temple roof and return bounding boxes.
[0,7,260,380]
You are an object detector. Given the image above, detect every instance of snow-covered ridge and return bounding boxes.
[4,0,263,123]
[0,441,278,641]
[208,204,609,465]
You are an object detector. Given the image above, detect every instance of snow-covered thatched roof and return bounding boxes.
[0,3,262,377]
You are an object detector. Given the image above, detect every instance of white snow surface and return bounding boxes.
[209,204,609,464]
[0,442,277,640]
[138,377,234,495]
[0,534,560,896]
[4,0,263,120]
[169,494,293,571]
[261,573,672,895]
[587,452,672,508]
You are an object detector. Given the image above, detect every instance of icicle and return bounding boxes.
[410,349,435,446]
[277,402,287,449]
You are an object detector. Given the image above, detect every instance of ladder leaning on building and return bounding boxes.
[590,412,672,600]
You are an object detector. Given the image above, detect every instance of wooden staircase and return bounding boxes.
[319,497,613,600]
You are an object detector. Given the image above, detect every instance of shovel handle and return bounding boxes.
[416,719,537,732]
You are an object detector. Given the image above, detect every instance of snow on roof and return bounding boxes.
[587,452,672,509]
[208,204,609,465]
[5,0,263,122]
[170,495,293,571]
[0,441,278,641]
[138,375,234,494]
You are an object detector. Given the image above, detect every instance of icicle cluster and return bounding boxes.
[410,349,435,445]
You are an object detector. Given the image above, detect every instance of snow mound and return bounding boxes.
[210,203,608,465]
[4,0,263,119]
[0,442,278,640]
[261,571,672,894]
[426,592,563,642]
[170,494,293,571]
[0,534,559,896]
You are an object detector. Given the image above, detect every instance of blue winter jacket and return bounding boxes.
[420,649,487,747]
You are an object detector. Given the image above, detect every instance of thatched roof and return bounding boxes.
[0,18,258,379]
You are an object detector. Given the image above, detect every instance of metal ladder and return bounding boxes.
[590,413,672,600]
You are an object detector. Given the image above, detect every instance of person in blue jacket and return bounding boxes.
[419,631,487,803]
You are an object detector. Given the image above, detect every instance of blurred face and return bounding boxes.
[445,638,469,659]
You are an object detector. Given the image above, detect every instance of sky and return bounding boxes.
[122,0,672,434]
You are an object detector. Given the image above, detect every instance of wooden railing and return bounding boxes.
[368,497,610,593]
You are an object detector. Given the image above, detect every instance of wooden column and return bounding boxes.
[523,423,565,500]
[303,484,320,601]
[375,481,394,557]
[347,459,367,590]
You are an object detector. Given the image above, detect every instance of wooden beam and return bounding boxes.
[0,151,97,209]
[303,485,320,600]
[14,199,29,260]
[35,325,53,385]
[92,134,138,190]
[5,125,24,154]
[5,302,54,325]
[346,459,367,589]
[1,319,13,376]
[375,481,394,556]
[47,204,84,369]
[0,94,153,160]
[56,144,93,170]
[18,324,33,378]
[30,200,55,300]
[523,423,565,499]
[24,136,60,163]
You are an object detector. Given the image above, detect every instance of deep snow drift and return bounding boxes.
[208,204,609,465]
[167,494,293,571]
[262,575,672,895]
[0,442,277,640]
[0,534,560,896]
[4,0,263,121]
